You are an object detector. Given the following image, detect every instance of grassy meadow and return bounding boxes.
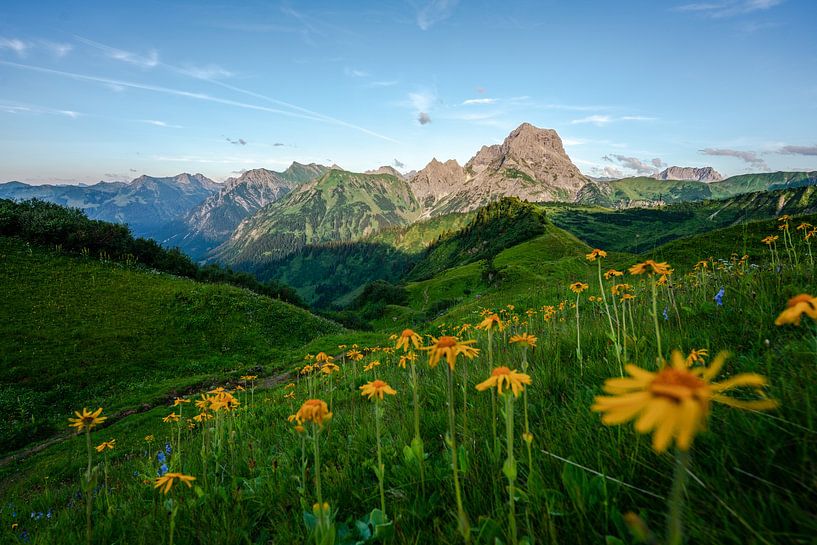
[2,215,817,545]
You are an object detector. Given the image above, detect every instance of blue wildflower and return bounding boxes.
[714,287,725,307]
[158,463,169,477]
[663,306,669,321]
[165,442,172,455]
[157,451,166,464]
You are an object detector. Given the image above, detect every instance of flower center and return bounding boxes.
[401,329,416,338]
[491,366,512,377]
[788,294,814,307]
[649,368,707,402]
[437,336,457,348]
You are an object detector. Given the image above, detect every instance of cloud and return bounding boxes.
[142,119,182,128]
[590,166,625,179]
[0,101,81,118]
[179,64,233,80]
[367,80,399,87]
[0,59,399,143]
[417,112,432,125]
[226,137,247,145]
[462,98,498,105]
[417,0,459,30]
[652,158,667,168]
[778,144,817,156]
[0,38,28,56]
[674,0,784,18]
[699,147,768,168]
[74,36,160,68]
[344,67,369,78]
[604,154,661,176]
[571,114,655,126]
[129,168,138,173]
[393,158,405,168]
[273,142,285,147]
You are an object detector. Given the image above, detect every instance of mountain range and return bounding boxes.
[2,122,816,268]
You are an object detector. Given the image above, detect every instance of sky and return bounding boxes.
[0,0,816,184]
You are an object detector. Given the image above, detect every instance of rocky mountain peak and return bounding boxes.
[654,166,723,182]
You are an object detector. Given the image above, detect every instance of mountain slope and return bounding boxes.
[215,169,423,265]
[175,163,329,258]
[0,236,341,454]
[654,166,722,182]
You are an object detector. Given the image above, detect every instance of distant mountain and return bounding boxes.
[655,166,722,182]
[0,174,218,238]
[411,123,588,217]
[213,169,422,266]
[365,165,407,179]
[174,163,329,258]
[577,171,817,208]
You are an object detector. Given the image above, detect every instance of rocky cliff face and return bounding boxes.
[655,166,723,182]
[410,123,588,217]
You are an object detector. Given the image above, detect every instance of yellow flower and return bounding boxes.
[173,397,190,406]
[285,383,296,389]
[778,214,791,222]
[476,366,532,397]
[774,294,817,326]
[300,364,315,375]
[522,432,534,444]
[685,348,709,366]
[284,391,296,399]
[207,387,229,394]
[476,313,504,332]
[363,360,381,372]
[586,248,607,261]
[395,328,423,352]
[144,434,154,442]
[95,439,116,452]
[346,349,364,361]
[604,269,624,279]
[193,412,212,422]
[154,472,196,495]
[761,235,779,246]
[611,283,631,296]
[569,282,589,294]
[320,362,340,375]
[68,407,107,432]
[296,399,333,426]
[315,352,334,364]
[591,350,778,453]
[796,222,811,231]
[509,333,537,349]
[421,335,480,370]
[657,274,668,286]
[162,412,181,423]
[694,260,708,271]
[628,260,671,276]
[360,379,397,401]
[240,375,258,381]
[398,351,417,368]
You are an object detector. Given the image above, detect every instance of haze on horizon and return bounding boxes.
[0,0,816,185]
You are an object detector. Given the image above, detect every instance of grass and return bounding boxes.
[2,215,817,544]
[0,236,342,455]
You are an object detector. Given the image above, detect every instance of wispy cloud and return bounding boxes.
[571,114,655,126]
[417,112,432,125]
[417,0,460,30]
[367,80,399,87]
[603,154,664,176]
[462,98,498,105]
[142,119,183,129]
[344,67,369,78]
[674,0,784,18]
[0,37,29,56]
[226,137,247,145]
[393,158,405,168]
[0,100,81,118]
[0,59,399,143]
[699,147,769,168]
[777,144,817,156]
[74,36,159,68]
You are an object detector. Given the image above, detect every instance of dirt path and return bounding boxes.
[0,370,293,469]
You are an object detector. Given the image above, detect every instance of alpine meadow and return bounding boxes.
[1,2,817,544]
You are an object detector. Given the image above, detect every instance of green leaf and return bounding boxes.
[605,536,626,545]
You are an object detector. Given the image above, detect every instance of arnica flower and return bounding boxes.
[95,439,116,452]
[686,348,709,366]
[476,313,504,331]
[284,391,296,399]
[621,293,636,302]
[315,352,334,364]
[193,412,212,422]
[569,282,589,294]
[628,260,671,276]
[694,260,708,271]
[320,362,340,375]
[363,360,381,372]
[762,235,779,246]
[287,414,305,433]
[611,283,631,296]
[162,412,181,423]
[173,397,190,407]
[476,367,532,397]
[240,375,258,381]
[295,399,333,427]
[207,387,229,394]
[347,349,364,361]
[604,269,624,280]
[774,294,817,326]
[422,335,480,370]
[360,379,397,401]
[144,434,154,442]
[586,248,607,261]
[154,473,196,495]
[285,382,296,389]
[509,333,537,349]
[68,407,106,432]
[398,351,416,369]
[300,364,316,375]
[395,328,423,352]
[591,350,778,453]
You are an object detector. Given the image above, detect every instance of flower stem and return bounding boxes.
[446,365,470,543]
[375,403,387,515]
[85,427,93,545]
[667,449,690,545]
[651,278,662,364]
[598,260,622,372]
[575,294,583,372]
[504,393,518,545]
[410,360,426,492]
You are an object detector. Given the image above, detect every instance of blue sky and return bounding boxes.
[1,0,816,184]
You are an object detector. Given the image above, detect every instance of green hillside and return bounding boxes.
[0,236,341,454]
[552,185,817,253]
[215,169,422,266]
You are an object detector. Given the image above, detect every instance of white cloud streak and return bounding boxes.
[417,0,460,30]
